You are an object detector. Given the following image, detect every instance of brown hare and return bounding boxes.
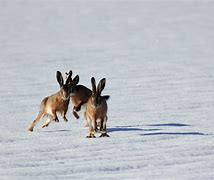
[66,71,110,122]
[84,77,110,138]
[65,70,91,120]
[27,70,76,132]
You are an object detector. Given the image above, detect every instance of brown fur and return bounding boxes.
[84,77,109,138]
[28,71,71,132]
[71,85,92,119]
[65,71,92,119]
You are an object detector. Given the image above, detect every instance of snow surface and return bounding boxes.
[1,0,214,179]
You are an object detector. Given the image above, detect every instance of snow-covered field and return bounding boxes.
[1,0,214,179]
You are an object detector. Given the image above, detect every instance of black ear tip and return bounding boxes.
[101,78,106,84]
[91,77,96,83]
[74,75,80,83]
[91,77,95,81]
[73,74,79,80]
[56,71,61,75]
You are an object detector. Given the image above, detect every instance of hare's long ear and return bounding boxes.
[97,78,106,95]
[72,75,79,85]
[66,70,72,78]
[65,70,72,85]
[56,71,64,87]
[91,77,96,93]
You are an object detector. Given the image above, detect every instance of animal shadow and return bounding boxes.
[142,123,206,136]
[142,132,205,136]
[147,123,190,127]
[42,129,72,133]
[108,125,160,133]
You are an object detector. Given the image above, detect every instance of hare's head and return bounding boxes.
[65,70,79,96]
[56,70,73,100]
[91,77,106,107]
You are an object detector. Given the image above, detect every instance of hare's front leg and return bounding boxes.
[86,117,96,138]
[87,119,97,138]
[51,110,59,122]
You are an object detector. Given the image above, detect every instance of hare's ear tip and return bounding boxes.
[101,78,106,83]
[73,74,79,80]
[91,77,95,82]
[74,75,80,82]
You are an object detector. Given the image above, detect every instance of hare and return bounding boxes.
[27,70,75,132]
[84,77,110,138]
[65,71,92,120]
[66,71,110,122]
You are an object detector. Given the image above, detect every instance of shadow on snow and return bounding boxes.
[141,132,206,136]
[110,123,206,136]
[41,123,207,136]
[147,123,191,127]
[108,127,160,133]
[42,129,72,133]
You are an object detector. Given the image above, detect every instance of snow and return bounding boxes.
[0,0,214,179]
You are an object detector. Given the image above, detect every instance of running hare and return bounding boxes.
[28,71,74,132]
[65,70,91,119]
[84,77,110,138]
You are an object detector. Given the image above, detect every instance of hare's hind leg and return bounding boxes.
[42,115,52,128]
[28,112,46,132]
[42,110,59,128]
[100,116,109,137]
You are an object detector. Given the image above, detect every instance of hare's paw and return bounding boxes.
[42,124,48,128]
[100,133,110,138]
[73,111,80,119]
[86,135,96,138]
[63,117,68,122]
[28,127,33,132]
[54,118,59,122]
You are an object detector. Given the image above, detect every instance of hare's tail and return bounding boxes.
[103,95,110,101]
